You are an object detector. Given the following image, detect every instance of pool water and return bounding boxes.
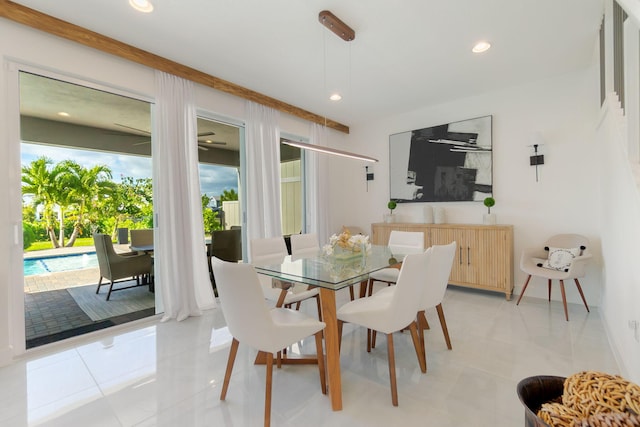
[24,252,99,276]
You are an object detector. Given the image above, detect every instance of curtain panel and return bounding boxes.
[306,123,331,245]
[153,71,216,322]
[245,101,283,256]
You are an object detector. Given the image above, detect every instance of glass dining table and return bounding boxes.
[253,244,399,411]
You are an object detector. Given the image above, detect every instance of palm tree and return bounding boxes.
[63,161,114,246]
[21,157,63,247]
[220,188,238,202]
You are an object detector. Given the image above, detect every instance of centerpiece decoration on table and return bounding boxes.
[323,227,371,261]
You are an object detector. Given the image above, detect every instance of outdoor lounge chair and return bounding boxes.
[93,233,153,300]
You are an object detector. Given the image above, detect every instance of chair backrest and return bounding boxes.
[93,233,116,276]
[420,242,457,309]
[290,233,319,256]
[385,249,432,330]
[545,234,589,252]
[211,229,242,262]
[130,229,153,247]
[388,230,425,255]
[250,236,288,263]
[211,257,276,349]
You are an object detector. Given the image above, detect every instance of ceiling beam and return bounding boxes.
[0,0,350,134]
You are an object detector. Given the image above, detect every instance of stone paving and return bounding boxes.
[23,244,154,347]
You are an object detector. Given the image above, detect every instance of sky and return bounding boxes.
[21,143,239,205]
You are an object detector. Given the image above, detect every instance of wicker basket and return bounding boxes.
[517,376,566,427]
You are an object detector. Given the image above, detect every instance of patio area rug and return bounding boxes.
[67,283,155,321]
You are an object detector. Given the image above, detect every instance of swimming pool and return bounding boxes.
[24,252,99,276]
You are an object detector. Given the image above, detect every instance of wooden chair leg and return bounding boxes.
[417,311,426,361]
[386,333,398,406]
[408,321,427,373]
[220,338,239,400]
[359,280,368,298]
[371,330,377,349]
[435,303,452,350]
[559,279,569,321]
[574,278,590,312]
[366,329,372,353]
[276,351,282,368]
[516,275,533,305]
[548,279,552,301]
[417,310,430,330]
[315,295,323,321]
[348,286,355,301]
[314,331,327,394]
[337,320,344,353]
[367,278,374,297]
[264,352,273,427]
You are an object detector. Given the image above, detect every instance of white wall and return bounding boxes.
[596,96,640,383]
[330,51,640,382]
[333,66,602,305]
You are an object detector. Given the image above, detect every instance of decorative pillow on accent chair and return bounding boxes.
[538,246,582,272]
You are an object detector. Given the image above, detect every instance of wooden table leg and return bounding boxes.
[319,288,343,411]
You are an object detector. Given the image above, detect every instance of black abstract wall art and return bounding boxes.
[389,115,492,203]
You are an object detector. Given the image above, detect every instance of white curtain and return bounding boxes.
[245,101,282,248]
[306,124,331,245]
[153,71,216,322]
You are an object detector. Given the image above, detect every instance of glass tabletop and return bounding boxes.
[253,244,401,291]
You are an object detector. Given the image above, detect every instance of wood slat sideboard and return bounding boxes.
[371,223,514,300]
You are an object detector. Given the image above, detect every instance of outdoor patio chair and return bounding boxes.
[93,233,153,300]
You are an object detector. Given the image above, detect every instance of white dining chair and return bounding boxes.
[250,236,322,319]
[365,230,425,296]
[373,242,457,367]
[337,250,430,406]
[211,257,326,427]
[289,233,320,257]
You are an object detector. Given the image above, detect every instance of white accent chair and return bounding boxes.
[516,234,591,321]
[337,250,431,406]
[211,257,326,427]
[250,237,322,319]
[365,230,425,296]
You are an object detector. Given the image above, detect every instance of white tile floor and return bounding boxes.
[0,285,618,426]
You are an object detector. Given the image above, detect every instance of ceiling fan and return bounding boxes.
[112,123,226,150]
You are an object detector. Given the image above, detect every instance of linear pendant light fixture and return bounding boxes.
[282,139,378,163]
[312,11,374,162]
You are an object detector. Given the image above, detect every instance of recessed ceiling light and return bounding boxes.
[57,111,70,117]
[472,41,491,53]
[329,93,342,101]
[129,0,153,13]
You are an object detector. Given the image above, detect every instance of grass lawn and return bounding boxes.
[26,237,95,252]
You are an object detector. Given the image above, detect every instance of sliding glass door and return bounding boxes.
[19,71,156,348]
